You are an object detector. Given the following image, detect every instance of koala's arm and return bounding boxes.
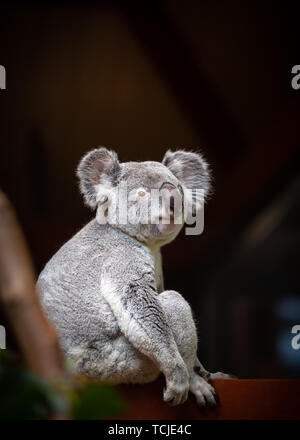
[101,252,189,400]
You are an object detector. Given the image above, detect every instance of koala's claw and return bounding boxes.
[163,384,189,406]
[190,374,218,408]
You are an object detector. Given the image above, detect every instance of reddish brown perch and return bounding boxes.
[117,376,300,419]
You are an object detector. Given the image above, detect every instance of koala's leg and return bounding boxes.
[67,335,161,385]
[158,290,218,407]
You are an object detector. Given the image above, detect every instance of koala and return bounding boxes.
[37,147,230,408]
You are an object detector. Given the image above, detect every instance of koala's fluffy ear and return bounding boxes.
[77,147,120,208]
[162,149,211,197]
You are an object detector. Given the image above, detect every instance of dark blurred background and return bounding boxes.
[0,0,299,379]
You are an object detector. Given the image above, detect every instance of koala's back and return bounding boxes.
[37,219,142,353]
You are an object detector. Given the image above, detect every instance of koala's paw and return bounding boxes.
[163,364,190,406]
[189,373,218,408]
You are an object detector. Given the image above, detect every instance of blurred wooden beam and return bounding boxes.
[201,96,300,271]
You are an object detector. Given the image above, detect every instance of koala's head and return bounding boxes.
[77,147,211,245]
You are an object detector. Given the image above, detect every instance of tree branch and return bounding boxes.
[0,190,64,380]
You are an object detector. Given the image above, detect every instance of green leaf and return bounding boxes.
[73,383,125,420]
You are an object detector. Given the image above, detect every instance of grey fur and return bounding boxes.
[77,147,121,208]
[162,149,212,197]
[37,147,228,407]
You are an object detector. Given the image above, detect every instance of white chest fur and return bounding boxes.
[145,244,164,293]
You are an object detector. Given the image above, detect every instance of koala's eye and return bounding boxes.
[160,182,176,190]
[138,190,146,197]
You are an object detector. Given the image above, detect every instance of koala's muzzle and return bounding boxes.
[156,184,182,234]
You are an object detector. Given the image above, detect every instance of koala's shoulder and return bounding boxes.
[39,220,152,284]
